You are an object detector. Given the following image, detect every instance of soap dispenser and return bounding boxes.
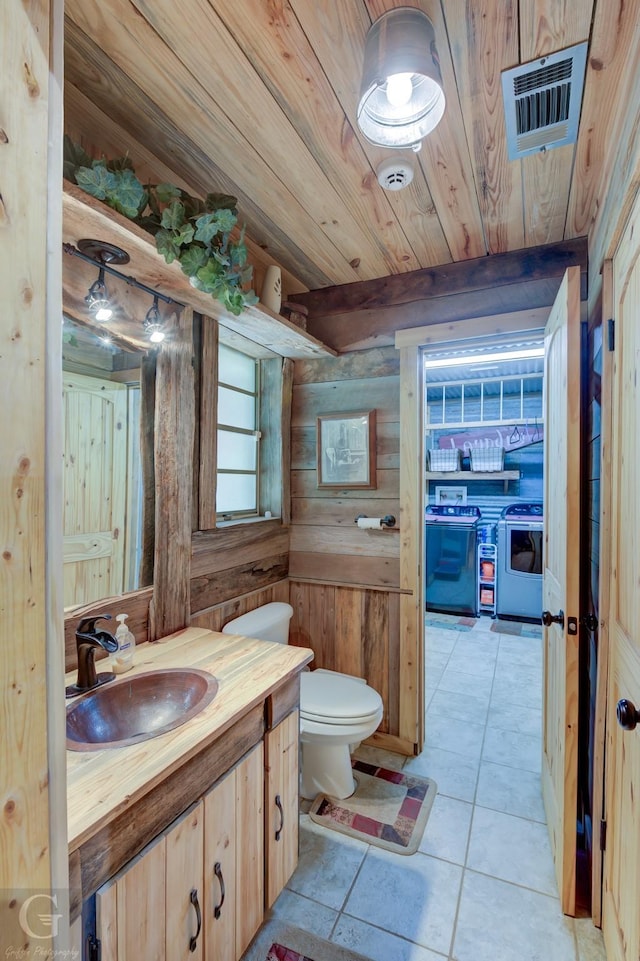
[113,613,135,674]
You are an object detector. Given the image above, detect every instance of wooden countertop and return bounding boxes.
[66,627,313,850]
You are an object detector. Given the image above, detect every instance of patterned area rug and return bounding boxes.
[239,918,371,961]
[490,618,542,637]
[309,760,436,855]
[425,612,476,632]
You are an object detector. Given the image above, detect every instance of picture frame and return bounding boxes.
[434,485,468,506]
[316,410,377,489]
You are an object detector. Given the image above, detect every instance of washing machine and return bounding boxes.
[425,505,480,616]
[496,503,543,621]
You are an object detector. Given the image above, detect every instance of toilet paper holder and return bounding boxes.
[355,514,396,529]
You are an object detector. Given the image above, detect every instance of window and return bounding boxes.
[216,343,259,517]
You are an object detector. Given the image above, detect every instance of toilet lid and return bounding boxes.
[300,671,382,723]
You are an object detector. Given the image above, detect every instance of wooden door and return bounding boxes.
[541,265,581,916]
[601,196,640,961]
[165,805,204,961]
[62,372,129,606]
[96,833,166,960]
[204,744,264,961]
[264,711,299,909]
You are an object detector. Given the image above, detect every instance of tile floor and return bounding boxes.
[266,614,608,961]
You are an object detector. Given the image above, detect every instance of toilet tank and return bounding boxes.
[221,602,294,644]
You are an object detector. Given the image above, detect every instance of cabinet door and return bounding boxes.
[96,833,166,961]
[95,805,204,961]
[265,710,299,909]
[165,804,205,961]
[204,743,264,961]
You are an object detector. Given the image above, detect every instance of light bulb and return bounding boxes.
[386,73,413,107]
[94,305,113,322]
[149,328,165,344]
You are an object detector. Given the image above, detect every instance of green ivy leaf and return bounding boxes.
[155,228,181,264]
[74,164,118,200]
[194,209,237,245]
[109,169,147,218]
[161,200,187,230]
[178,246,208,277]
[155,182,182,204]
[63,135,93,182]
[106,154,135,173]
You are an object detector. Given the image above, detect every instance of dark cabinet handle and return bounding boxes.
[616,699,640,731]
[213,861,225,919]
[275,794,284,842]
[542,610,564,628]
[189,888,201,953]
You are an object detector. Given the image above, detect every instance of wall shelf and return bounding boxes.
[425,469,520,492]
[62,181,336,359]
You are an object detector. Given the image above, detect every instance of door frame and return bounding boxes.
[395,311,549,754]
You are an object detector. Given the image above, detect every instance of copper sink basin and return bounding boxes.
[66,668,218,751]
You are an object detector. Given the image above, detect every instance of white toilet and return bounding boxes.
[222,602,383,799]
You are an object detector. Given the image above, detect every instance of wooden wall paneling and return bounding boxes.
[190,554,289,615]
[445,0,522,254]
[280,359,294,527]
[291,498,401,527]
[288,553,400,590]
[191,524,288,578]
[198,316,218,531]
[308,584,336,670]
[190,579,290,632]
[292,377,400,427]
[293,347,400,386]
[334,587,365,679]
[1,0,66,948]
[363,0,485,262]
[292,468,399,500]
[63,2,366,287]
[289,526,399,560]
[363,590,389,733]
[289,581,313,649]
[387,591,401,737]
[150,306,195,638]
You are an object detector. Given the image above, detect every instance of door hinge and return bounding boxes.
[87,935,101,961]
[607,318,615,351]
[600,819,607,852]
[581,612,598,632]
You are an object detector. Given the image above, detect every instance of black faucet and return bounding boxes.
[65,614,119,698]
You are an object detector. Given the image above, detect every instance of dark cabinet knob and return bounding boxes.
[542,610,564,628]
[616,699,640,731]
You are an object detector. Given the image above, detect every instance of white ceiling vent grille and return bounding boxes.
[501,42,588,160]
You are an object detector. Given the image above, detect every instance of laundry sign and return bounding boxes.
[437,423,544,453]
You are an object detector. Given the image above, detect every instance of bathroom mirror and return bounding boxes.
[62,316,154,609]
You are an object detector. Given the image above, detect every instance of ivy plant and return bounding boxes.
[63,136,258,316]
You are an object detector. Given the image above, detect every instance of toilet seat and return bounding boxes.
[300,671,383,724]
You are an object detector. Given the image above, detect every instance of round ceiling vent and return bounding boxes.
[376,158,415,191]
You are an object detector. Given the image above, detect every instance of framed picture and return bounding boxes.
[316,410,376,488]
[434,485,467,506]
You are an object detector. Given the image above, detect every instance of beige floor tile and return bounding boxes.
[466,806,557,896]
[418,793,473,865]
[482,728,542,774]
[425,712,486,760]
[289,817,368,910]
[405,745,479,802]
[475,760,546,822]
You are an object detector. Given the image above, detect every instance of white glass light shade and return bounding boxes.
[357,7,445,149]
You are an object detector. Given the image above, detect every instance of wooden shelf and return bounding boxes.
[426,469,520,492]
[62,181,336,359]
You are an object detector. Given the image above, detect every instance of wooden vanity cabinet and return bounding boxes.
[265,710,299,909]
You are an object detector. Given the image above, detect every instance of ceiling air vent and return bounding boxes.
[501,42,588,160]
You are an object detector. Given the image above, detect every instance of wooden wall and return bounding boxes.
[289,347,407,748]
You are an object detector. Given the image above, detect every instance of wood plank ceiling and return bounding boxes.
[63,0,633,300]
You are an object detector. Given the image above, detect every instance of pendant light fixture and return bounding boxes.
[143,296,166,343]
[84,267,113,322]
[357,7,445,151]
